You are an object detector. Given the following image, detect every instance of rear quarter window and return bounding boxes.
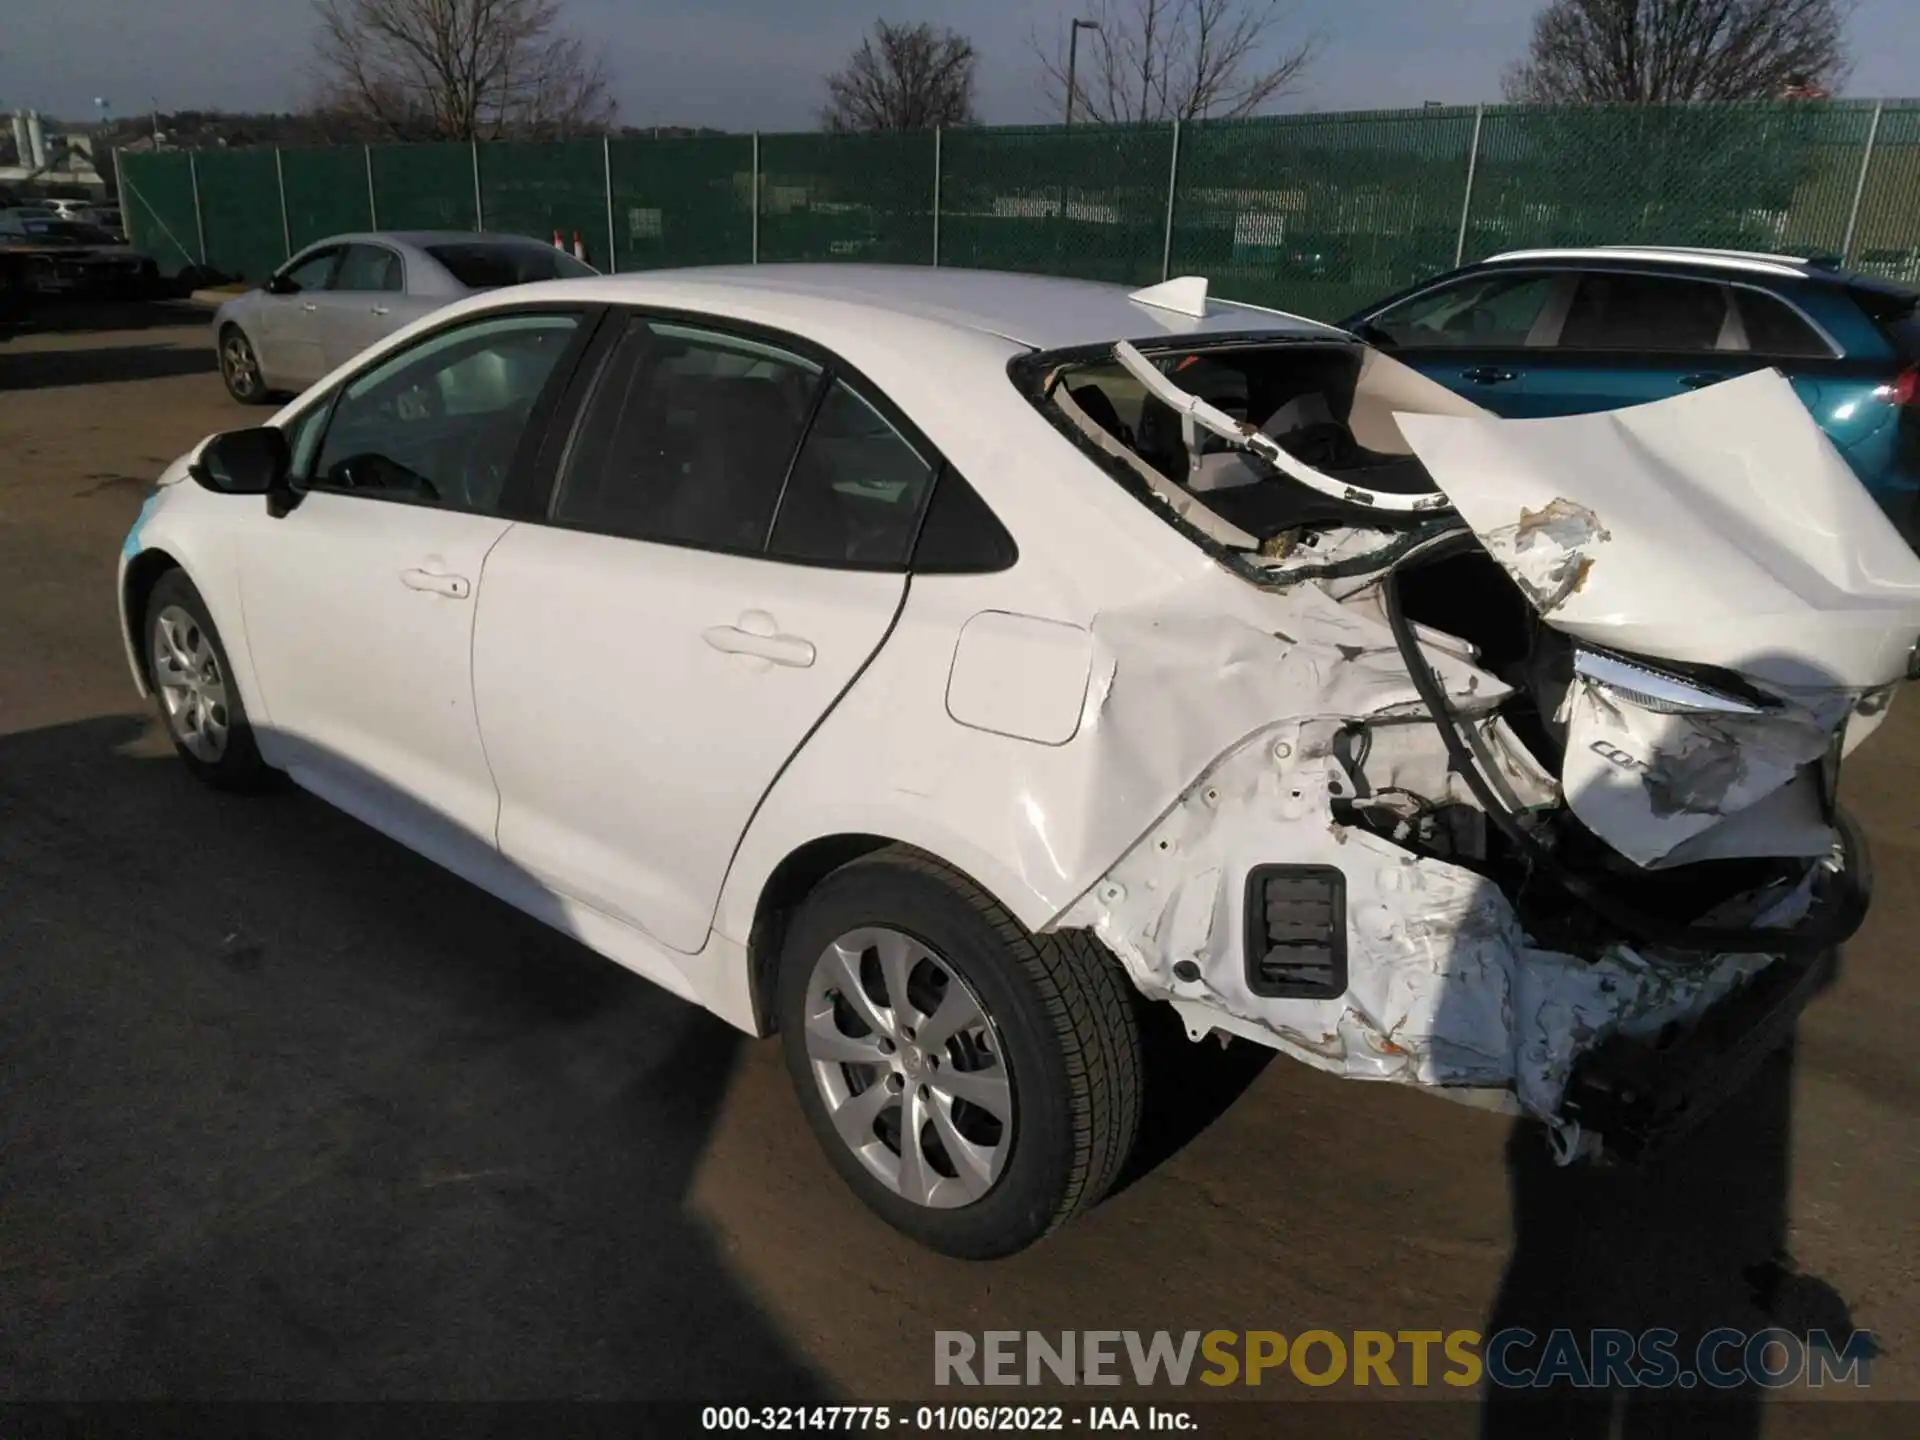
[1734,290,1832,359]
[1847,280,1920,361]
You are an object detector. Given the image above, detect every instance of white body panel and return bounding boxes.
[236,492,511,847]
[472,524,906,955]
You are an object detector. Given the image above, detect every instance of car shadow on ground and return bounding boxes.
[0,341,215,391]
[6,299,209,336]
[0,714,828,1400]
[1479,1036,1874,1438]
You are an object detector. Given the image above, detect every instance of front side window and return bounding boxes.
[1370,273,1557,349]
[554,320,822,551]
[332,243,404,293]
[277,248,341,293]
[308,312,581,513]
[1559,274,1729,352]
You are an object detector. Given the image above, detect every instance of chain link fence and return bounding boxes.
[119,99,1920,320]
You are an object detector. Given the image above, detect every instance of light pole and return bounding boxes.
[1060,18,1099,246]
[1064,18,1099,131]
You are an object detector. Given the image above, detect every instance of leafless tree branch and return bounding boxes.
[311,0,615,142]
[1504,0,1854,104]
[1032,0,1317,125]
[822,20,979,131]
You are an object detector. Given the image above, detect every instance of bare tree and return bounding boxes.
[1505,0,1852,104]
[822,20,979,132]
[1032,0,1316,125]
[313,0,615,142]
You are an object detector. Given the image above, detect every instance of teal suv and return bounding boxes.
[1343,247,1920,537]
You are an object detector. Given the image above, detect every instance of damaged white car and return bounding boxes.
[118,265,1920,1258]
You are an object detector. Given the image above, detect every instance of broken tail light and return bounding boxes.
[1571,647,1779,717]
[1243,865,1348,999]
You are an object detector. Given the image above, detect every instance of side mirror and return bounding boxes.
[264,272,296,295]
[190,426,291,498]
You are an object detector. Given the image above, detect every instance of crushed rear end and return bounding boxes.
[1021,292,1920,1160]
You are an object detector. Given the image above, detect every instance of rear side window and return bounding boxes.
[767,381,935,567]
[1735,290,1831,358]
[427,243,595,289]
[553,319,822,552]
[1560,274,1728,351]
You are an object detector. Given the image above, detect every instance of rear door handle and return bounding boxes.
[1460,366,1517,384]
[370,305,390,315]
[400,567,471,599]
[703,619,815,668]
[1679,372,1724,390]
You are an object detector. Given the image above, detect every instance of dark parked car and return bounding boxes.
[0,210,158,300]
[1342,246,1920,532]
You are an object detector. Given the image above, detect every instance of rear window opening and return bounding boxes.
[1022,337,1481,562]
[427,242,597,289]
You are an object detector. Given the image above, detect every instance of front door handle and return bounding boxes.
[400,567,471,599]
[1460,365,1517,384]
[703,615,816,668]
[300,301,319,313]
[1679,372,1724,390]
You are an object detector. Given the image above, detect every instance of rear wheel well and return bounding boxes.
[123,548,181,686]
[747,834,896,1034]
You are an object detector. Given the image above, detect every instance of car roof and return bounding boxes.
[299,230,566,253]
[1477,245,1847,281]
[495,264,1340,350]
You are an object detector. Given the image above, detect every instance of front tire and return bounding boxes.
[218,324,271,404]
[778,847,1143,1258]
[144,569,275,790]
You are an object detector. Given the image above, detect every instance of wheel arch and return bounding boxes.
[738,830,1076,1038]
[120,545,183,694]
[744,833,896,1035]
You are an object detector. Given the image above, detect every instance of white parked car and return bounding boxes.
[119,265,1919,1256]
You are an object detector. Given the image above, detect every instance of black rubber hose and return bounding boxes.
[1378,533,1867,961]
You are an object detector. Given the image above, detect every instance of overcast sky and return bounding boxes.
[4,0,1916,128]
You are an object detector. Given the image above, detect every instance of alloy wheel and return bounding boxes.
[151,604,230,763]
[221,332,259,400]
[802,926,1015,1209]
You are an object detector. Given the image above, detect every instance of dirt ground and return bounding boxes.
[1,304,1914,1435]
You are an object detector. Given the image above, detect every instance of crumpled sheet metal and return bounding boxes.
[1059,715,1786,1145]
[1059,584,1505,891]
[1394,369,1920,690]
[1558,675,1836,868]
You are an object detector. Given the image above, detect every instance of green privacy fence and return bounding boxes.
[118,98,1920,322]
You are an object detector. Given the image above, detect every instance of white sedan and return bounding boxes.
[120,265,1920,1256]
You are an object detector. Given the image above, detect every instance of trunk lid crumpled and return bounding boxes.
[1396,368,1920,868]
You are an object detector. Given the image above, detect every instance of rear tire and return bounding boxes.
[144,569,276,791]
[778,846,1142,1259]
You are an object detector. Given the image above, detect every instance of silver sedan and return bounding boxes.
[212,231,597,403]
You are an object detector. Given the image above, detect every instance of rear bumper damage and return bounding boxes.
[1059,717,1866,1162]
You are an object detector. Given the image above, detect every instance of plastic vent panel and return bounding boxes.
[1243,864,1348,1000]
